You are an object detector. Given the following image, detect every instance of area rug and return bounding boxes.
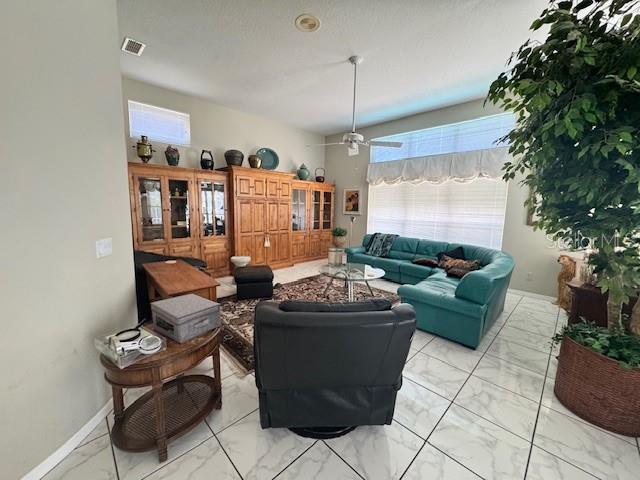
[218,274,399,373]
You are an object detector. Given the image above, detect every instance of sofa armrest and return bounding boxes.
[345,246,365,255]
[455,270,496,305]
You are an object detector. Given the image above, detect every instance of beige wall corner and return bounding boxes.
[121,77,325,174]
[324,99,560,296]
[0,1,136,478]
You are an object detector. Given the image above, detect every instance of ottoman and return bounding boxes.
[234,266,274,300]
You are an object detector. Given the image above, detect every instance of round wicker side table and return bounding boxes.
[100,326,222,462]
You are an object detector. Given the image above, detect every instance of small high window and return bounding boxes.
[128,100,191,146]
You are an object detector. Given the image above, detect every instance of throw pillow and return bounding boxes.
[442,258,481,271]
[436,246,465,262]
[442,258,481,278]
[366,233,398,257]
[446,267,471,279]
[413,258,439,268]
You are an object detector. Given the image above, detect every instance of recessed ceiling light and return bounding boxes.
[121,37,146,56]
[295,14,321,33]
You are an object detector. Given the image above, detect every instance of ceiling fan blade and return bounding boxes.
[347,144,359,156]
[306,142,346,147]
[368,140,403,148]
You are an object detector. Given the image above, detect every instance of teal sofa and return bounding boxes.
[346,234,514,349]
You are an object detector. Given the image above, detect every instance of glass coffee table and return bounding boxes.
[319,263,385,302]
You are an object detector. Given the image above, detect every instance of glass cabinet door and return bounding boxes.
[168,179,190,239]
[200,180,226,237]
[292,189,306,231]
[137,177,164,241]
[312,190,321,230]
[322,191,332,229]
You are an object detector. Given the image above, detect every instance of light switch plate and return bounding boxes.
[96,237,113,259]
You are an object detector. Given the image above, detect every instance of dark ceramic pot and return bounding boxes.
[248,154,262,168]
[200,150,214,170]
[164,145,180,166]
[225,149,244,166]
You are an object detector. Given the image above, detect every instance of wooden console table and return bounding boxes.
[144,259,219,301]
[566,280,635,327]
[100,327,222,461]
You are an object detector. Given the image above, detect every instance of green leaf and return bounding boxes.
[627,66,637,80]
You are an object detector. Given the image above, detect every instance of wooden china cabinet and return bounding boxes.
[291,180,335,261]
[128,163,231,277]
[128,162,335,275]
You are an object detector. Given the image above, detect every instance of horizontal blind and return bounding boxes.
[367,179,508,249]
[128,100,191,145]
[371,113,514,163]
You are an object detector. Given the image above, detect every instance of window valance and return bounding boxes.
[366,146,510,186]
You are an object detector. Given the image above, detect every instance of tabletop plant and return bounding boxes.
[487,0,640,334]
[331,227,348,237]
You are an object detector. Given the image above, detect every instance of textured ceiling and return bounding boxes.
[117,0,547,135]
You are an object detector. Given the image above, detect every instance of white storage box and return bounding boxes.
[151,294,221,343]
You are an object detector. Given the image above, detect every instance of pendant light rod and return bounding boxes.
[348,55,363,133]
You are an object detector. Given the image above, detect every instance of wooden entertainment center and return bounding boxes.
[127,162,335,277]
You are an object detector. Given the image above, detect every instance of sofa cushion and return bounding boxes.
[387,237,419,260]
[400,261,435,280]
[398,281,486,318]
[280,299,392,313]
[415,239,449,258]
[372,256,408,273]
[423,270,461,290]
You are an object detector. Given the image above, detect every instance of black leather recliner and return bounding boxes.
[254,299,416,437]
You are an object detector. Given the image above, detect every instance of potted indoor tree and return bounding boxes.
[331,227,348,247]
[487,0,640,435]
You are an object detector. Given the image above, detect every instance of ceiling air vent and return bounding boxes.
[295,14,321,33]
[121,37,146,56]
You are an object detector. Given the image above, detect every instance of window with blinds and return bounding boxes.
[370,113,514,163]
[368,179,508,249]
[128,100,191,145]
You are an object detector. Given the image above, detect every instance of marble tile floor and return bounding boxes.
[44,260,640,480]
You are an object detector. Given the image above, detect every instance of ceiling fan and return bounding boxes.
[309,55,403,156]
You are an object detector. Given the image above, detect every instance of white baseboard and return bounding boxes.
[22,398,113,480]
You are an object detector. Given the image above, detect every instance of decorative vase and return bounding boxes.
[554,336,640,436]
[315,167,325,182]
[248,155,262,168]
[333,235,346,248]
[133,135,155,163]
[297,164,311,180]
[164,145,180,166]
[200,150,214,170]
[224,149,244,166]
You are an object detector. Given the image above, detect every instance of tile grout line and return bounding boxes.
[137,435,216,480]
[270,440,319,479]
[106,416,121,480]
[398,295,524,479]
[210,433,245,480]
[532,445,601,480]
[321,441,367,480]
[521,306,560,479]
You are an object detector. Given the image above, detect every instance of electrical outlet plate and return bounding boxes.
[96,238,113,259]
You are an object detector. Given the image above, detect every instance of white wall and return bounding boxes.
[0,1,136,478]
[324,99,560,296]
[122,77,325,174]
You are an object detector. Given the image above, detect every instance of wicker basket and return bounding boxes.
[554,336,640,436]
